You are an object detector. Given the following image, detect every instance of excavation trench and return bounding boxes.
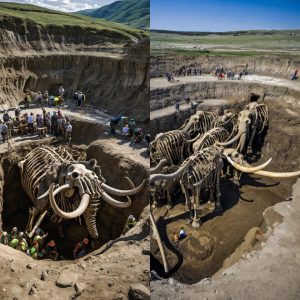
[150,83,300,284]
[0,119,148,261]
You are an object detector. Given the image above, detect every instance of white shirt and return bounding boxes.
[28,115,34,123]
[66,124,72,133]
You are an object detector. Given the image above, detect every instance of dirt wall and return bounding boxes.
[150,55,300,79]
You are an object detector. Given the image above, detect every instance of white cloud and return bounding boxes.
[0,0,116,12]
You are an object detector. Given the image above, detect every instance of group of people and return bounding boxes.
[175,96,198,114]
[24,86,66,109]
[0,227,58,260]
[110,115,145,144]
[73,91,86,109]
[215,66,245,80]
[0,227,91,260]
[175,67,202,77]
[0,108,72,143]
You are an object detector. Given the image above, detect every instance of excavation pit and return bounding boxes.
[0,118,148,262]
[150,79,300,284]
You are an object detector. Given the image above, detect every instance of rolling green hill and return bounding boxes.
[0,2,147,40]
[78,0,150,30]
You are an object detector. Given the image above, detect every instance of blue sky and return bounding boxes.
[0,0,116,12]
[151,0,300,31]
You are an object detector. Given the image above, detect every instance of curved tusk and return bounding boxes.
[101,179,145,197]
[49,184,89,219]
[254,170,300,178]
[217,130,244,146]
[150,159,192,183]
[186,133,201,143]
[150,159,169,174]
[37,183,71,200]
[101,191,131,208]
[226,156,272,173]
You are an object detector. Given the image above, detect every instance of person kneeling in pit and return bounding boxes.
[73,238,90,259]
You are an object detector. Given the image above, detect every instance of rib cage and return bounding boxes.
[151,130,189,165]
[180,111,218,138]
[20,145,74,205]
[193,127,229,153]
[180,148,222,196]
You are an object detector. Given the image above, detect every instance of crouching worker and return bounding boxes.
[18,232,28,253]
[73,238,89,259]
[45,240,59,260]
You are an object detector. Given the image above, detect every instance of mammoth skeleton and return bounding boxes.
[153,147,299,227]
[218,102,269,155]
[18,146,145,239]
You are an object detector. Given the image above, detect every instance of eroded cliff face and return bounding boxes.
[0,14,149,125]
[150,55,300,79]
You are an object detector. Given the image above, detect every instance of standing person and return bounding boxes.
[65,122,72,142]
[15,107,20,118]
[44,90,49,105]
[36,91,43,107]
[26,92,32,108]
[0,231,9,245]
[3,111,9,123]
[76,92,83,109]
[128,118,136,137]
[175,99,180,112]
[0,121,8,143]
[51,112,58,136]
[190,101,198,115]
[58,86,65,99]
[27,112,35,134]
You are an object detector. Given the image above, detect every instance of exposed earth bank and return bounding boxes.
[0,9,149,126]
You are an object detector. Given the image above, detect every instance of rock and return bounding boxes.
[74,282,86,297]
[26,264,33,269]
[40,269,48,281]
[141,246,150,255]
[128,284,150,300]
[56,271,79,288]
[28,283,37,295]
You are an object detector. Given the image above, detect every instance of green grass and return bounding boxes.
[151,30,300,57]
[0,2,148,40]
[78,0,149,30]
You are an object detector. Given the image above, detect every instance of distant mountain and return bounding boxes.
[78,0,149,30]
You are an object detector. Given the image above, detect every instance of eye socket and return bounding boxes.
[72,172,79,179]
[234,153,239,158]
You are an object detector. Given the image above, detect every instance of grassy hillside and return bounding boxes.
[151,30,300,57]
[78,0,150,30]
[0,2,147,40]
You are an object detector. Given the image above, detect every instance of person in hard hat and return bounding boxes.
[18,232,28,252]
[0,231,9,245]
[9,235,19,249]
[127,215,136,229]
[30,241,39,259]
[73,238,89,259]
[33,230,48,249]
[45,240,58,260]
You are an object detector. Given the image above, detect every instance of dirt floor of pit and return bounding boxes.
[150,179,300,300]
[0,208,150,300]
[150,172,291,284]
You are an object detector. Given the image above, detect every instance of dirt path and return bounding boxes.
[150,74,300,91]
